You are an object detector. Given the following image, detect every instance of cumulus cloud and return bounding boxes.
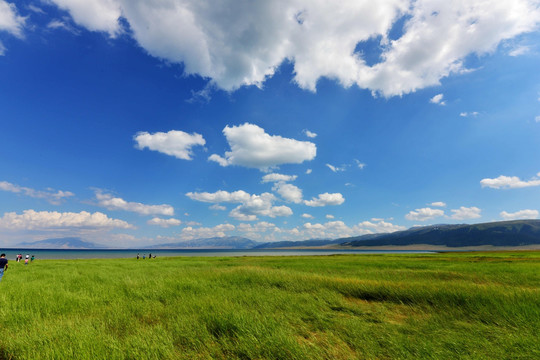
[95,191,174,216]
[272,182,303,203]
[187,189,292,220]
[180,224,235,240]
[186,190,251,203]
[480,173,540,189]
[0,181,74,205]
[301,213,314,219]
[147,217,182,227]
[134,130,206,160]
[48,1,540,96]
[0,210,133,230]
[304,193,345,207]
[500,209,539,220]
[209,123,316,171]
[352,220,406,234]
[429,93,446,105]
[405,207,444,221]
[301,219,405,240]
[49,0,122,36]
[0,0,25,54]
[450,206,481,220]
[261,173,298,183]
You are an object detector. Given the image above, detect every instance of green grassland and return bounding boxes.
[0,252,539,359]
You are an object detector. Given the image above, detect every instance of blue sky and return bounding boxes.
[1,0,540,247]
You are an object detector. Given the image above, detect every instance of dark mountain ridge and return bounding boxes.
[339,219,540,247]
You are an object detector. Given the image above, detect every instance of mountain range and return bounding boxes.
[13,220,540,249]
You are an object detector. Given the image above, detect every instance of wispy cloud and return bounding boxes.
[0,181,74,205]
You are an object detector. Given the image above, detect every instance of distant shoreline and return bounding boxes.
[269,244,540,251]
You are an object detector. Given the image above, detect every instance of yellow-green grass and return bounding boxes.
[0,252,539,359]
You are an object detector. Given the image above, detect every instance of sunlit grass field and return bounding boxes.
[0,252,539,359]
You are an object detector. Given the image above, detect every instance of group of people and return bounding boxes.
[15,254,34,265]
[136,253,156,259]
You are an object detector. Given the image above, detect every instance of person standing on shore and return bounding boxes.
[0,254,8,282]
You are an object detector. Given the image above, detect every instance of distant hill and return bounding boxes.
[19,237,105,249]
[254,238,340,249]
[151,236,260,249]
[339,220,540,247]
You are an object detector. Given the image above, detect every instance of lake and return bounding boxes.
[0,248,434,260]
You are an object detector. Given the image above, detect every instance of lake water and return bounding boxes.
[0,248,434,260]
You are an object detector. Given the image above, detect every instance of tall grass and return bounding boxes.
[0,252,538,359]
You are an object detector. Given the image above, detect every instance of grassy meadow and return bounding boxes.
[0,252,539,359]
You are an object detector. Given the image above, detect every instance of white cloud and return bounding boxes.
[209,123,316,171]
[500,209,539,220]
[187,189,292,220]
[405,207,444,221]
[430,201,447,207]
[326,164,347,172]
[450,206,481,220]
[49,0,122,37]
[0,0,25,54]
[95,191,174,216]
[304,193,345,207]
[0,181,74,205]
[301,213,313,219]
[210,204,226,211]
[261,173,298,183]
[186,190,251,203]
[303,129,317,138]
[47,19,80,34]
[480,173,540,189]
[326,214,334,219]
[535,116,540,123]
[429,93,446,105]
[306,169,312,175]
[0,210,133,230]
[48,1,540,96]
[180,224,235,240]
[272,182,303,203]
[237,221,278,238]
[134,130,206,160]
[301,219,405,240]
[460,111,479,117]
[354,160,366,169]
[147,217,181,227]
[352,220,406,234]
[508,45,531,56]
[27,4,46,14]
